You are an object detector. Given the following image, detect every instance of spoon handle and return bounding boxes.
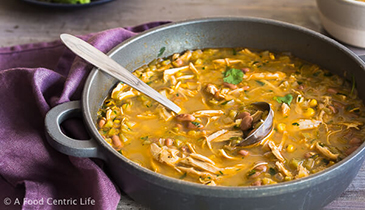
[60,34,181,114]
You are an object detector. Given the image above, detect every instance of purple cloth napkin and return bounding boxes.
[0,21,169,210]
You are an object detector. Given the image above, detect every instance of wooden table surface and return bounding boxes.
[1,0,365,209]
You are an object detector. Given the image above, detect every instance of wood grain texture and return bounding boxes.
[1,0,365,209]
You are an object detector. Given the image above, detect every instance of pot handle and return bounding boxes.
[45,101,104,159]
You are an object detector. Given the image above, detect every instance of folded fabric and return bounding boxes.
[0,21,169,210]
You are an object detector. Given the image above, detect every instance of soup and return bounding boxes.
[97,48,365,186]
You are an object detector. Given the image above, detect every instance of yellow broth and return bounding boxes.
[97,48,365,186]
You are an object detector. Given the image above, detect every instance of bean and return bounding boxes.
[112,135,123,149]
[349,137,362,145]
[236,111,250,120]
[176,113,196,122]
[223,82,237,90]
[241,68,250,73]
[345,145,360,155]
[328,105,338,114]
[98,119,106,129]
[251,180,262,186]
[238,149,250,157]
[242,85,250,90]
[255,165,268,172]
[173,58,184,67]
[165,138,173,147]
[327,88,338,94]
[240,115,253,131]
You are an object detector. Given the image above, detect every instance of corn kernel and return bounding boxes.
[269,53,275,60]
[277,123,286,133]
[176,71,183,77]
[287,144,295,153]
[188,130,197,136]
[303,108,315,117]
[309,99,318,107]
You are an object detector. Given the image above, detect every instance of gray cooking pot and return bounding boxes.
[45,17,365,210]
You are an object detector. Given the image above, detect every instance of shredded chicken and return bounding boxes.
[245,72,286,80]
[205,129,228,142]
[296,119,322,130]
[177,166,217,179]
[219,149,240,160]
[268,141,285,162]
[150,143,180,166]
[180,157,221,174]
[315,142,339,160]
[210,130,243,142]
[295,164,310,179]
[192,110,225,117]
[275,161,292,177]
[190,153,216,165]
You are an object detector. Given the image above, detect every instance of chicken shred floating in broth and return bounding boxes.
[97,48,365,186]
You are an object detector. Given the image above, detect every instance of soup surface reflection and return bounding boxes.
[97,48,365,186]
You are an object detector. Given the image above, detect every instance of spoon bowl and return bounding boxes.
[238,102,274,146]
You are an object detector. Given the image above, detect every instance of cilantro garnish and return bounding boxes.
[274,94,293,105]
[191,122,201,126]
[223,68,244,85]
[158,47,166,57]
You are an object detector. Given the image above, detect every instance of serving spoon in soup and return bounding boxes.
[60,33,182,114]
[60,33,273,145]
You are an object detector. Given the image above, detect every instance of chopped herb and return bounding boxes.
[140,136,149,140]
[268,167,277,176]
[232,48,237,55]
[274,94,293,105]
[158,47,166,57]
[292,122,299,126]
[221,101,229,105]
[297,81,303,85]
[223,68,244,85]
[310,154,318,159]
[176,93,180,96]
[313,71,321,77]
[219,171,224,175]
[322,158,330,165]
[255,80,265,86]
[179,172,187,179]
[146,81,153,85]
[318,142,325,147]
[247,170,256,177]
[191,121,201,126]
[324,72,333,77]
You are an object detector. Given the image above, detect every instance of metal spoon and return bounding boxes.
[238,102,274,146]
[60,33,181,114]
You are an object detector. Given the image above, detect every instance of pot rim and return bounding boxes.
[82,17,365,197]
[337,0,365,6]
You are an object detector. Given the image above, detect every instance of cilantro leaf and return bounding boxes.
[157,47,166,57]
[223,68,244,85]
[274,94,293,105]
